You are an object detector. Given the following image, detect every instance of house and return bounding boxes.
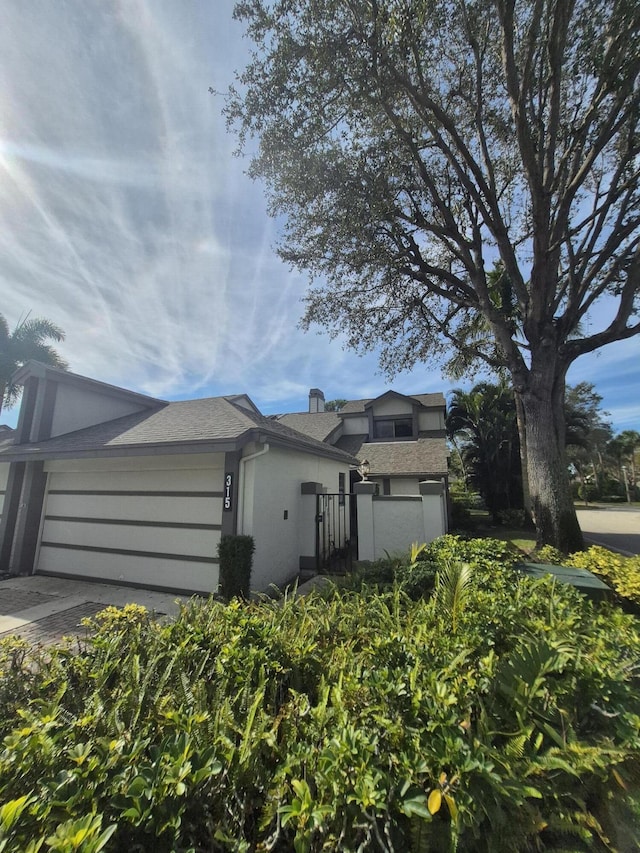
[277,388,449,496]
[0,363,356,594]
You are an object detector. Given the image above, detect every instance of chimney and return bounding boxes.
[309,388,325,413]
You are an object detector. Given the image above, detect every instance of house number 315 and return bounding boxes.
[223,473,233,511]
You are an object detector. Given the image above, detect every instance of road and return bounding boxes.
[576,506,640,556]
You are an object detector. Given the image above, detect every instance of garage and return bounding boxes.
[0,361,356,592]
[36,454,224,594]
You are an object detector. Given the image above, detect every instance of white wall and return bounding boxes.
[371,497,424,559]
[355,488,447,562]
[368,476,422,496]
[391,477,421,495]
[36,453,224,593]
[50,384,150,437]
[241,446,350,592]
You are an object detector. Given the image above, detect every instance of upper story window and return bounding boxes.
[373,417,413,439]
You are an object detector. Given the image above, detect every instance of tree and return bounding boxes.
[610,429,640,500]
[0,313,67,416]
[324,399,348,412]
[619,430,639,496]
[564,383,613,500]
[447,382,522,522]
[227,0,640,550]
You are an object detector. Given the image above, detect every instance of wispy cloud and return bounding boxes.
[0,0,637,433]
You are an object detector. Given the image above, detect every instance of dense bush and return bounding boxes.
[538,544,640,609]
[448,486,478,531]
[339,543,439,599]
[217,533,255,600]
[0,537,639,851]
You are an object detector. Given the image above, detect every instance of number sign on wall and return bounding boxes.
[224,472,233,512]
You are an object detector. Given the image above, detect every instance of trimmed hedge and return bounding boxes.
[217,533,255,600]
[538,543,640,608]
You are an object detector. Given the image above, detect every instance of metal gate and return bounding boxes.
[316,493,356,573]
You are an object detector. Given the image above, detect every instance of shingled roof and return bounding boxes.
[335,435,448,476]
[339,393,445,414]
[275,411,342,442]
[274,390,448,477]
[0,397,357,464]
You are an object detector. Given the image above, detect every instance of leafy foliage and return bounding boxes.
[447,381,522,521]
[538,545,640,609]
[226,0,640,551]
[0,312,67,414]
[1,537,639,850]
[217,533,255,600]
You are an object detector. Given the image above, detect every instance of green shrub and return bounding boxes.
[535,544,640,609]
[577,482,598,502]
[1,538,639,851]
[217,533,255,600]
[448,487,478,531]
[338,545,438,599]
[495,507,527,527]
[564,545,640,607]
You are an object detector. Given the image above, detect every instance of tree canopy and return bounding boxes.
[447,381,522,522]
[0,313,67,416]
[447,380,614,519]
[227,0,640,549]
[324,399,348,412]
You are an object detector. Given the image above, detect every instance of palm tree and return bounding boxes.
[617,430,640,501]
[0,313,67,416]
[447,381,522,523]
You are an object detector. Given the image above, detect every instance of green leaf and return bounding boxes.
[401,796,432,819]
[0,795,33,831]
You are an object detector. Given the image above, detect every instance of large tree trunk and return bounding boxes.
[521,368,584,552]
[513,392,533,523]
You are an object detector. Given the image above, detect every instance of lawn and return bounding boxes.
[469,509,537,555]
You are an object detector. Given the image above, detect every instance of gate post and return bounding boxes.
[419,480,446,542]
[354,481,376,561]
[299,482,323,575]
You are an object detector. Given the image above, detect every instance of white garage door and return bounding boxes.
[36,454,224,593]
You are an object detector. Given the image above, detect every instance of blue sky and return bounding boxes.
[0,1,638,431]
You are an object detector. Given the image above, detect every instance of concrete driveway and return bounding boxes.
[0,575,189,646]
[576,506,640,556]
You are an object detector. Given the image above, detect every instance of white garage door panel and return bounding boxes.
[37,546,219,594]
[41,519,221,559]
[44,493,223,525]
[47,467,223,492]
[36,462,225,593]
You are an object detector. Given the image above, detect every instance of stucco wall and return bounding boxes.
[50,384,150,437]
[369,476,425,496]
[371,397,413,416]
[36,453,224,593]
[371,496,424,559]
[391,477,421,495]
[241,445,350,592]
[342,416,368,435]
